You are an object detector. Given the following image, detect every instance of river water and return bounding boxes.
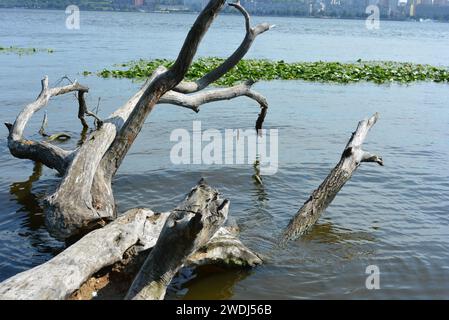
[0,9,448,299]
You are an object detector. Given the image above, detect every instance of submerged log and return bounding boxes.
[281,113,383,244]
[125,180,229,300]
[0,182,261,300]
[0,208,158,300]
[69,225,261,300]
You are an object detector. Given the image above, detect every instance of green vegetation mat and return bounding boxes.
[85,57,449,85]
[0,46,54,55]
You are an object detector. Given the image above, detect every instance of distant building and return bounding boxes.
[406,0,449,19]
[1,0,448,19]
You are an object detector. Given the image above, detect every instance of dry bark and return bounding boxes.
[281,113,383,244]
[126,180,230,300]
[0,182,261,300]
[4,0,271,240]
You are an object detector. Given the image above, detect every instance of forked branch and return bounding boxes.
[5,76,88,174]
[77,91,103,129]
[174,1,273,93]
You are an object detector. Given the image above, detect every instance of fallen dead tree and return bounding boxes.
[0,181,262,300]
[281,113,383,244]
[1,0,269,301]
[1,0,384,300]
[4,0,271,240]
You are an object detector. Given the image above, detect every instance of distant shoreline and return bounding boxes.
[1,6,447,23]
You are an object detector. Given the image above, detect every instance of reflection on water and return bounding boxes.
[252,159,269,204]
[301,220,376,246]
[7,162,64,257]
[1,161,64,279]
[9,162,44,231]
[177,266,252,300]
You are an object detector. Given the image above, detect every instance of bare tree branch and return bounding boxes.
[44,1,228,239]
[77,91,103,129]
[5,76,87,174]
[174,1,273,94]
[281,113,383,244]
[101,0,227,177]
[38,112,48,137]
[159,80,268,131]
[160,80,266,111]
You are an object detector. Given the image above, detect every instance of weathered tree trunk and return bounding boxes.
[4,77,86,175]
[281,113,383,244]
[5,0,271,240]
[0,182,262,300]
[126,180,229,300]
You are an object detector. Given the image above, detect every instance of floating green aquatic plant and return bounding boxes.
[86,57,449,86]
[0,46,54,55]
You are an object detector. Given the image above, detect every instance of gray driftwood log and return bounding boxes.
[0,182,262,300]
[126,180,229,300]
[281,113,383,244]
[4,0,271,240]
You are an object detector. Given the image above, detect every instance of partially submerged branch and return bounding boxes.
[38,112,72,142]
[126,180,229,300]
[5,76,87,174]
[0,182,261,300]
[77,91,103,129]
[281,113,383,244]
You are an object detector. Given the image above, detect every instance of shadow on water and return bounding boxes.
[300,220,376,245]
[8,161,64,258]
[9,162,45,231]
[171,265,252,300]
[279,220,378,265]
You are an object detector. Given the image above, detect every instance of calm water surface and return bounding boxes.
[0,9,448,299]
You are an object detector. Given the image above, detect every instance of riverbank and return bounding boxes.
[1,6,447,23]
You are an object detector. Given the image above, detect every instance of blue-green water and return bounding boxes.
[0,9,448,299]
